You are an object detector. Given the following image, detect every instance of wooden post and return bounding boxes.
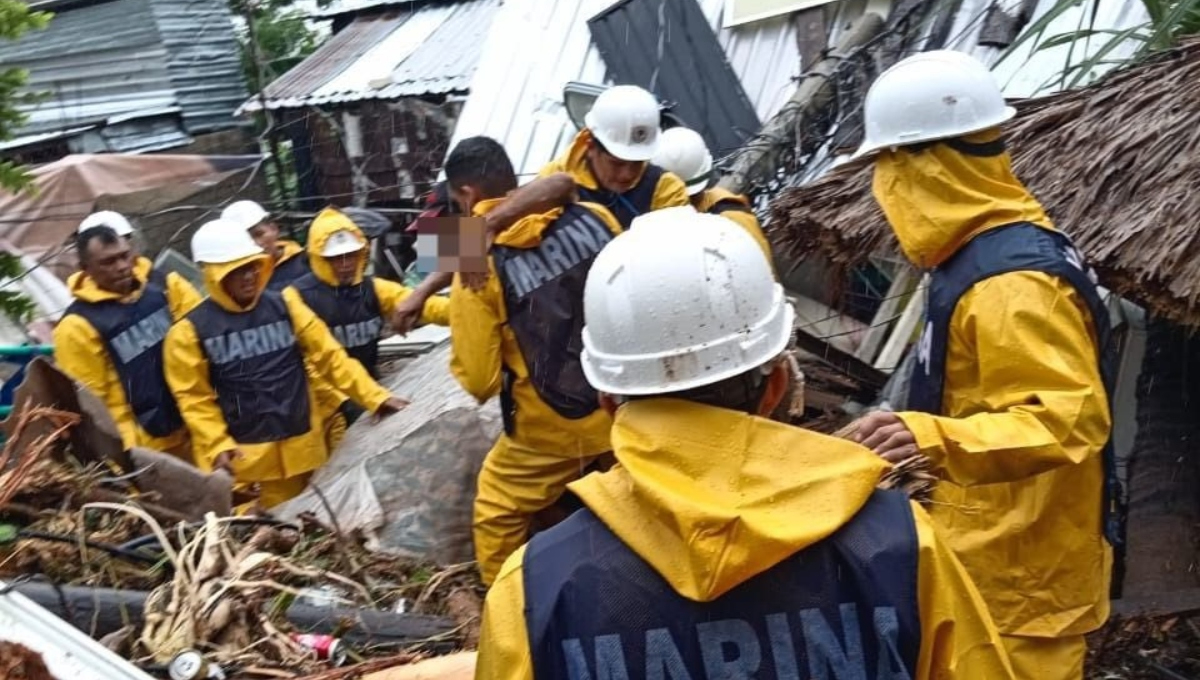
[854,265,917,364]
[718,12,886,195]
[874,281,926,372]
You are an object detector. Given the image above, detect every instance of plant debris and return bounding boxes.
[0,408,481,678]
[1087,613,1200,679]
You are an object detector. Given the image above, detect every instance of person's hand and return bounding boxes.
[391,295,426,335]
[372,396,411,422]
[848,411,918,464]
[213,448,244,474]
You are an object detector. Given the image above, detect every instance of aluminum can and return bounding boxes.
[291,633,348,667]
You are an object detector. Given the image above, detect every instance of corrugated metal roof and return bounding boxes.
[447,0,804,177]
[242,0,497,112]
[0,0,247,139]
[150,0,251,133]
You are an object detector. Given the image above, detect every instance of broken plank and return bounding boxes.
[792,327,888,392]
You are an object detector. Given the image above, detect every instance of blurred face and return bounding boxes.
[221,260,264,308]
[587,142,646,193]
[248,221,282,258]
[328,251,363,286]
[82,237,135,295]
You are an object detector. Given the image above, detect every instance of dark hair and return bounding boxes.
[444,136,518,199]
[76,226,121,265]
[628,362,774,415]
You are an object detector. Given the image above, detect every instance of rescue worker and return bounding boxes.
[286,206,450,426]
[55,224,201,458]
[392,173,578,333]
[477,209,1016,680]
[444,136,622,585]
[848,50,1115,680]
[222,200,310,291]
[70,210,203,303]
[288,206,450,379]
[651,126,774,266]
[164,218,409,509]
[538,84,688,229]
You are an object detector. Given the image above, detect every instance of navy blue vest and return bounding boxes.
[189,292,311,443]
[267,252,312,292]
[524,489,921,680]
[907,222,1123,548]
[491,204,616,432]
[292,273,384,378]
[65,269,184,438]
[576,165,663,230]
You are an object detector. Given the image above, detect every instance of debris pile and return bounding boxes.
[1087,614,1200,679]
[0,406,481,678]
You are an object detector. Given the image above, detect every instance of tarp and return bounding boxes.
[0,153,265,281]
[275,342,502,565]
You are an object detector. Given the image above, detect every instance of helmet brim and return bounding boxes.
[853,105,1018,160]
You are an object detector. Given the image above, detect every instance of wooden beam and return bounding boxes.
[792,328,888,391]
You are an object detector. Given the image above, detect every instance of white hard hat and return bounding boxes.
[78,211,134,237]
[584,85,661,162]
[221,200,270,231]
[855,50,1017,157]
[191,218,264,264]
[652,127,713,196]
[581,207,794,395]
[321,229,366,257]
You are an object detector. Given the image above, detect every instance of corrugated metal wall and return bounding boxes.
[588,0,763,156]
[150,0,250,133]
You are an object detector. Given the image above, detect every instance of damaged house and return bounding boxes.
[239,0,501,208]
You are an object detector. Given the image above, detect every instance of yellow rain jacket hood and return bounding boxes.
[450,198,616,454]
[477,400,1016,680]
[539,129,690,212]
[873,131,1113,638]
[299,207,446,327]
[695,187,773,270]
[55,256,202,455]
[164,250,392,508]
[872,128,1051,269]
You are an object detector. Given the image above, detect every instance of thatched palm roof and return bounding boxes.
[769,39,1200,327]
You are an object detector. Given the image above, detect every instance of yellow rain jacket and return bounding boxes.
[873,129,1113,638]
[286,208,450,447]
[695,187,773,267]
[450,198,618,455]
[477,399,1015,680]
[55,257,202,454]
[452,198,623,583]
[163,251,391,493]
[265,239,310,291]
[539,129,689,213]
